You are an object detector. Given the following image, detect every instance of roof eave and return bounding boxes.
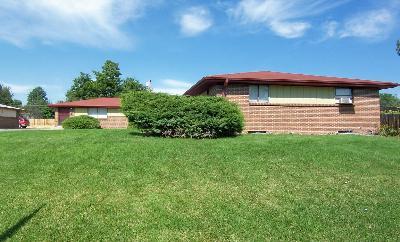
[184,78,399,95]
[48,104,120,108]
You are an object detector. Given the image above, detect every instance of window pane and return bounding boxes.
[98,108,108,119]
[249,85,258,102]
[259,85,269,102]
[336,88,352,96]
[88,108,98,118]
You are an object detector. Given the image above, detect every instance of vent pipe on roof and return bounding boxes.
[146,80,152,90]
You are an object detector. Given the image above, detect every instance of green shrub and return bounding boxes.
[122,91,244,138]
[62,115,101,129]
[379,125,400,137]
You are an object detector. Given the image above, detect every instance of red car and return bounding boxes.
[18,116,30,128]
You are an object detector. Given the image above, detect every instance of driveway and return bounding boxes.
[0,127,63,132]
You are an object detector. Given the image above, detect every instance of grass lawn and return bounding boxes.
[1,130,400,241]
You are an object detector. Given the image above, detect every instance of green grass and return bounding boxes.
[1,130,400,241]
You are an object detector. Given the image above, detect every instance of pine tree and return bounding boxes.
[26,87,54,118]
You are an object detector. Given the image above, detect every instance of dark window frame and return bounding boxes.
[335,87,353,97]
[249,85,269,103]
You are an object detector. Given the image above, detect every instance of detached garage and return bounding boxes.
[0,104,20,129]
[49,98,128,129]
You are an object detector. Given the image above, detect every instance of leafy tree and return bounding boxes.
[380,93,400,109]
[26,87,54,119]
[0,84,21,107]
[94,60,122,97]
[0,84,14,105]
[65,60,148,101]
[121,77,147,92]
[66,73,97,101]
[12,99,22,108]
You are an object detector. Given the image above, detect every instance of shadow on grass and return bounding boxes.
[0,204,45,241]
[128,130,242,140]
[128,130,147,137]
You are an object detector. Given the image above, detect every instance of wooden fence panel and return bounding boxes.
[29,119,56,128]
[381,114,400,129]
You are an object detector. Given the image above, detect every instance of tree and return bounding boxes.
[0,84,22,107]
[12,99,22,108]
[121,77,147,92]
[65,60,148,101]
[26,87,54,119]
[66,73,97,101]
[0,84,14,105]
[380,93,400,109]
[94,60,122,97]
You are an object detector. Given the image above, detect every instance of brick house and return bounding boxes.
[49,98,128,129]
[185,71,399,134]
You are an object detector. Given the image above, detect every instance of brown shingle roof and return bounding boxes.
[185,71,399,95]
[49,97,120,108]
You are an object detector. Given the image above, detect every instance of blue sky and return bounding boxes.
[0,0,399,104]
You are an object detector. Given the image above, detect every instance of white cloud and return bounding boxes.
[154,79,193,95]
[320,9,397,41]
[270,21,311,39]
[162,79,192,88]
[0,0,159,48]
[339,9,395,39]
[3,83,34,94]
[1,82,63,103]
[179,6,213,37]
[230,0,348,38]
[322,21,339,38]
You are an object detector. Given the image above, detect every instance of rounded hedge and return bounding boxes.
[62,115,101,129]
[122,91,244,138]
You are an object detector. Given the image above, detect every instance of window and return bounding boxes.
[88,108,107,119]
[249,85,269,103]
[336,88,352,97]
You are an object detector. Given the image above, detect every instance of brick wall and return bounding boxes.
[99,116,128,129]
[67,108,128,129]
[208,84,380,134]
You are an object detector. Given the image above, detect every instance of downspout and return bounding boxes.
[223,78,229,97]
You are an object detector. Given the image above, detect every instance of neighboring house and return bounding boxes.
[0,104,20,129]
[49,98,128,129]
[185,71,399,134]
